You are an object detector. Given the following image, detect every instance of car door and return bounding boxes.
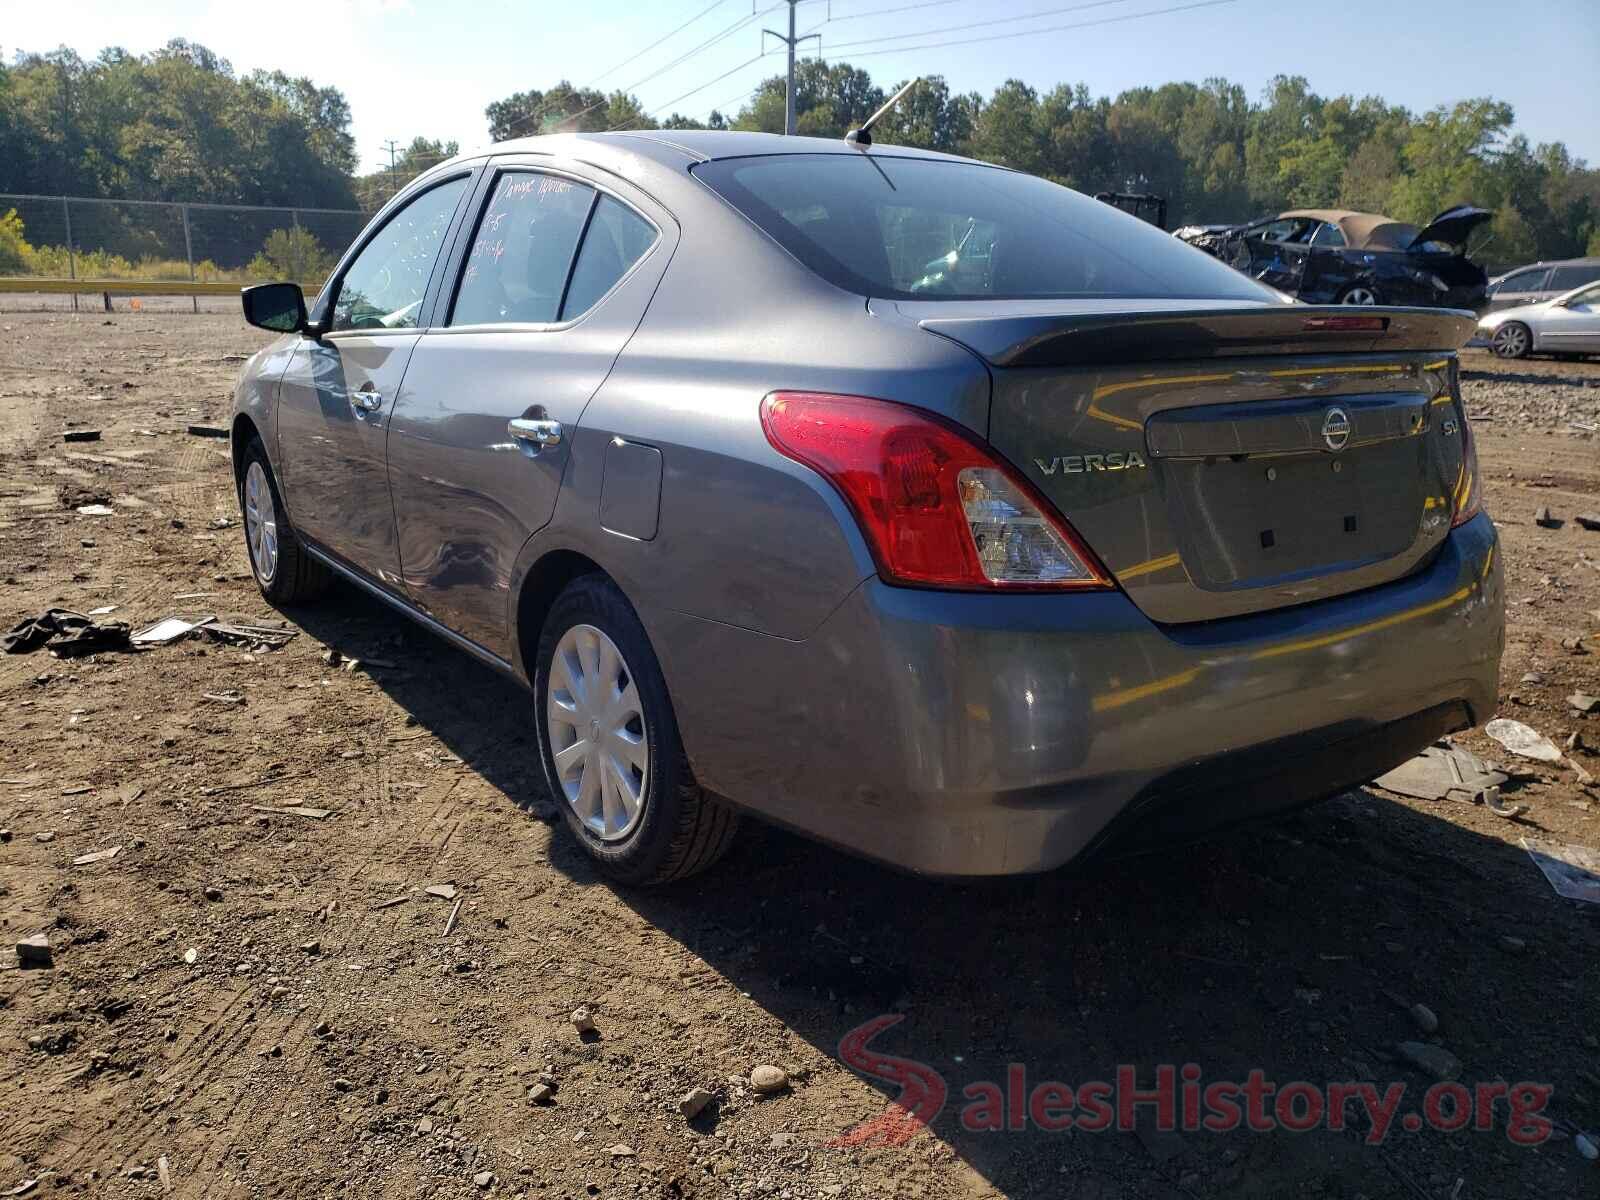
[273,172,474,586]
[1538,282,1600,351]
[1488,267,1550,311]
[385,162,675,658]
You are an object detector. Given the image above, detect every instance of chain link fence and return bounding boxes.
[0,194,371,312]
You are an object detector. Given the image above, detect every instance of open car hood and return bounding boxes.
[1410,205,1492,253]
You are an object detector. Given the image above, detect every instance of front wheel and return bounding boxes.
[533,575,738,885]
[1490,321,1531,359]
[237,436,329,604]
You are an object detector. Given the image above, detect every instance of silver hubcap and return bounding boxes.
[1494,325,1527,356]
[546,624,648,841]
[1341,288,1377,305]
[243,461,279,584]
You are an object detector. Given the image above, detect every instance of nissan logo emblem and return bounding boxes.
[1322,407,1351,452]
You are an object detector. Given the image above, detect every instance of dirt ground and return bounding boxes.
[1,312,1597,1200]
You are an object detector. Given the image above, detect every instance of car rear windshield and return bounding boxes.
[693,153,1274,303]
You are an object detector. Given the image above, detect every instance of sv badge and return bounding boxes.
[1034,451,1148,476]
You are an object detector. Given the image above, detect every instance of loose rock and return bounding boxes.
[1397,1040,1461,1081]
[301,939,322,956]
[1534,506,1560,528]
[15,934,52,969]
[749,1065,789,1095]
[679,1086,714,1119]
[570,1006,597,1035]
[1410,1003,1440,1034]
[473,1169,494,1188]
[527,1083,554,1105]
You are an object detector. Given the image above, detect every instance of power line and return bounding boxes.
[821,0,1141,51]
[819,0,1239,59]
[824,0,985,22]
[607,50,777,131]
[588,0,731,88]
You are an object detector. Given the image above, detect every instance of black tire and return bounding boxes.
[1490,321,1532,359]
[237,435,330,605]
[533,574,738,885]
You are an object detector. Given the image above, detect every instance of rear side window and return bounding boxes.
[1550,264,1600,291]
[450,172,595,326]
[562,196,658,317]
[1496,269,1548,293]
[694,154,1271,302]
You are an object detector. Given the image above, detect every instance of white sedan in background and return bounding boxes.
[1477,280,1600,358]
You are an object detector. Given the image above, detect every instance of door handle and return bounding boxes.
[508,417,562,448]
[351,389,383,412]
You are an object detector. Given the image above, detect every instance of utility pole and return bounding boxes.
[379,140,401,197]
[764,1,819,136]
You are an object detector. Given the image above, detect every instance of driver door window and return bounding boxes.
[332,177,468,332]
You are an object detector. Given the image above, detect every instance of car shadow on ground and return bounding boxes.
[286,582,1599,1199]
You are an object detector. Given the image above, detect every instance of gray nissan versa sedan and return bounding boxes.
[231,130,1504,885]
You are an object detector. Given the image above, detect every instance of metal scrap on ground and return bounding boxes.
[250,804,336,820]
[131,616,214,645]
[1520,839,1600,904]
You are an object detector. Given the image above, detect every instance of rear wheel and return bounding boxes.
[533,574,738,885]
[1338,284,1382,306]
[1490,321,1531,359]
[238,436,329,604]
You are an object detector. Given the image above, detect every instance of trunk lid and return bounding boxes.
[1409,205,1493,254]
[882,300,1477,623]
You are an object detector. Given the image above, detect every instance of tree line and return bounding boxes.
[486,62,1600,268]
[4,40,1597,272]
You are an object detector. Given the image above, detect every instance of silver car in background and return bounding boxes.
[1478,279,1600,358]
[1484,257,1600,312]
[231,131,1503,885]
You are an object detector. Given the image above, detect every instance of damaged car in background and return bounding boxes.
[1177,206,1492,309]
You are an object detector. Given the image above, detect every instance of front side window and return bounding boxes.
[694,154,1272,303]
[1495,269,1547,294]
[332,177,468,332]
[450,172,595,326]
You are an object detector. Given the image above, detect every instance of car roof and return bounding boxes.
[439,129,989,169]
[1278,209,1417,250]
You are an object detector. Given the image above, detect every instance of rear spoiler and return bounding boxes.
[918,305,1478,368]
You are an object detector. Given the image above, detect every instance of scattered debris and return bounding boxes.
[130,615,215,645]
[3,609,131,657]
[424,884,458,901]
[202,690,246,706]
[607,1144,635,1158]
[1521,839,1600,904]
[196,620,296,650]
[76,504,114,517]
[1574,513,1600,531]
[570,1007,597,1036]
[1485,718,1563,763]
[183,947,199,965]
[527,1082,554,1105]
[157,1155,172,1194]
[750,1065,789,1095]
[472,1170,495,1189]
[15,934,53,969]
[301,940,322,956]
[71,846,122,866]
[186,424,228,439]
[1376,745,1509,805]
[248,804,335,820]
[87,605,119,616]
[1397,1040,1461,1081]
[1534,506,1561,529]
[443,898,464,936]
[1570,693,1599,714]
[679,1087,714,1119]
[62,429,102,443]
[370,895,408,910]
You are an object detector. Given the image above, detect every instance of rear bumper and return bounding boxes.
[647,514,1503,876]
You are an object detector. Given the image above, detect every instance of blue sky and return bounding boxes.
[10,0,1600,174]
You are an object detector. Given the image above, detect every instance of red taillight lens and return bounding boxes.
[760,391,1111,591]
[1451,405,1483,528]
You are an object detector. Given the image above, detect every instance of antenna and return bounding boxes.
[845,78,919,148]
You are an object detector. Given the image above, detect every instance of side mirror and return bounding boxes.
[241,282,309,334]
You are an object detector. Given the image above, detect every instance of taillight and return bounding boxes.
[1451,405,1483,528]
[760,391,1111,591]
